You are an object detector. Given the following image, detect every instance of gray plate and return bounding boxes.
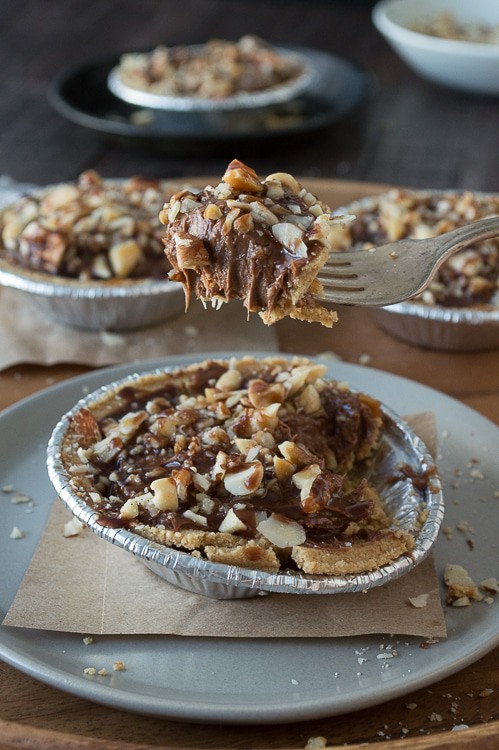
[1,353,498,724]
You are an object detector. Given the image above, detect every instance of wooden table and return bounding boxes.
[1,0,498,746]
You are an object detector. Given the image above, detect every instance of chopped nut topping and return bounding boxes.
[223,159,263,194]
[150,477,179,511]
[257,513,307,548]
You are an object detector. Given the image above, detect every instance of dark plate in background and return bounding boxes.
[48,47,371,152]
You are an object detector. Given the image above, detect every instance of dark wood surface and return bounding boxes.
[1,2,498,749]
[2,0,499,190]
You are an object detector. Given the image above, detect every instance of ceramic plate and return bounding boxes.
[1,353,498,724]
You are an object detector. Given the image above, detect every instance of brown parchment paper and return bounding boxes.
[3,413,447,639]
[0,289,278,370]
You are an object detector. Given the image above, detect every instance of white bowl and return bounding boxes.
[372,0,499,95]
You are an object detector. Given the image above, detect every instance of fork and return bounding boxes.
[317,215,499,307]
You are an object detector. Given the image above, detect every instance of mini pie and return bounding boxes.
[61,356,415,576]
[0,171,172,281]
[115,35,305,100]
[160,160,347,326]
[329,188,499,308]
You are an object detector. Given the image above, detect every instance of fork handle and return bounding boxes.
[429,215,499,265]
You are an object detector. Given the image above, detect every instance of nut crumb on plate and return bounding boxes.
[444,563,481,605]
[408,593,429,608]
[10,493,31,504]
[63,517,86,537]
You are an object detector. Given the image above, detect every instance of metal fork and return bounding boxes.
[317,215,499,307]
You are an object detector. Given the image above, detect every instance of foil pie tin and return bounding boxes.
[47,363,444,600]
[0,260,184,332]
[373,299,499,351]
[0,177,184,332]
[333,191,499,351]
[107,46,311,112]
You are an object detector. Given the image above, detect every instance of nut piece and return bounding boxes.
[271,222,307,257]
[109,240,142,277]
[218,508,247,534]
[233,212,254,234]
[247,379,285,408]
[120,497,140,521]
[292,464,322,504]
[223,461,264,496]
[257,513,306,548]
[249,201,279,226]
[203,203,223,221]
[222,159,263,194]
[295,383,321,414]
[278,440,315,466]
[480,577,499,594]
[63,518,86,537]
[150,477,179,511]
[40,184,80,212]
[408,593,430,608]
[174,233,210,270]
[265,172,300,194]
[215,368,242,392]
[273,455,294,481]
[444,563,480,602]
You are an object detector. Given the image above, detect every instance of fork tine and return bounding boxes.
[320,287,367,304]
[317,214,499,307]
[320,270,359,280]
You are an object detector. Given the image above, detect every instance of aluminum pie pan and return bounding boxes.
[333,190,499,351]
[47,362,444,599]
[0,176,184,332]
[0,259,184,331]
[107,46,311,112]
[373,299,499,351]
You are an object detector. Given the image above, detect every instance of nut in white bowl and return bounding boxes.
[372,0,499,95]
